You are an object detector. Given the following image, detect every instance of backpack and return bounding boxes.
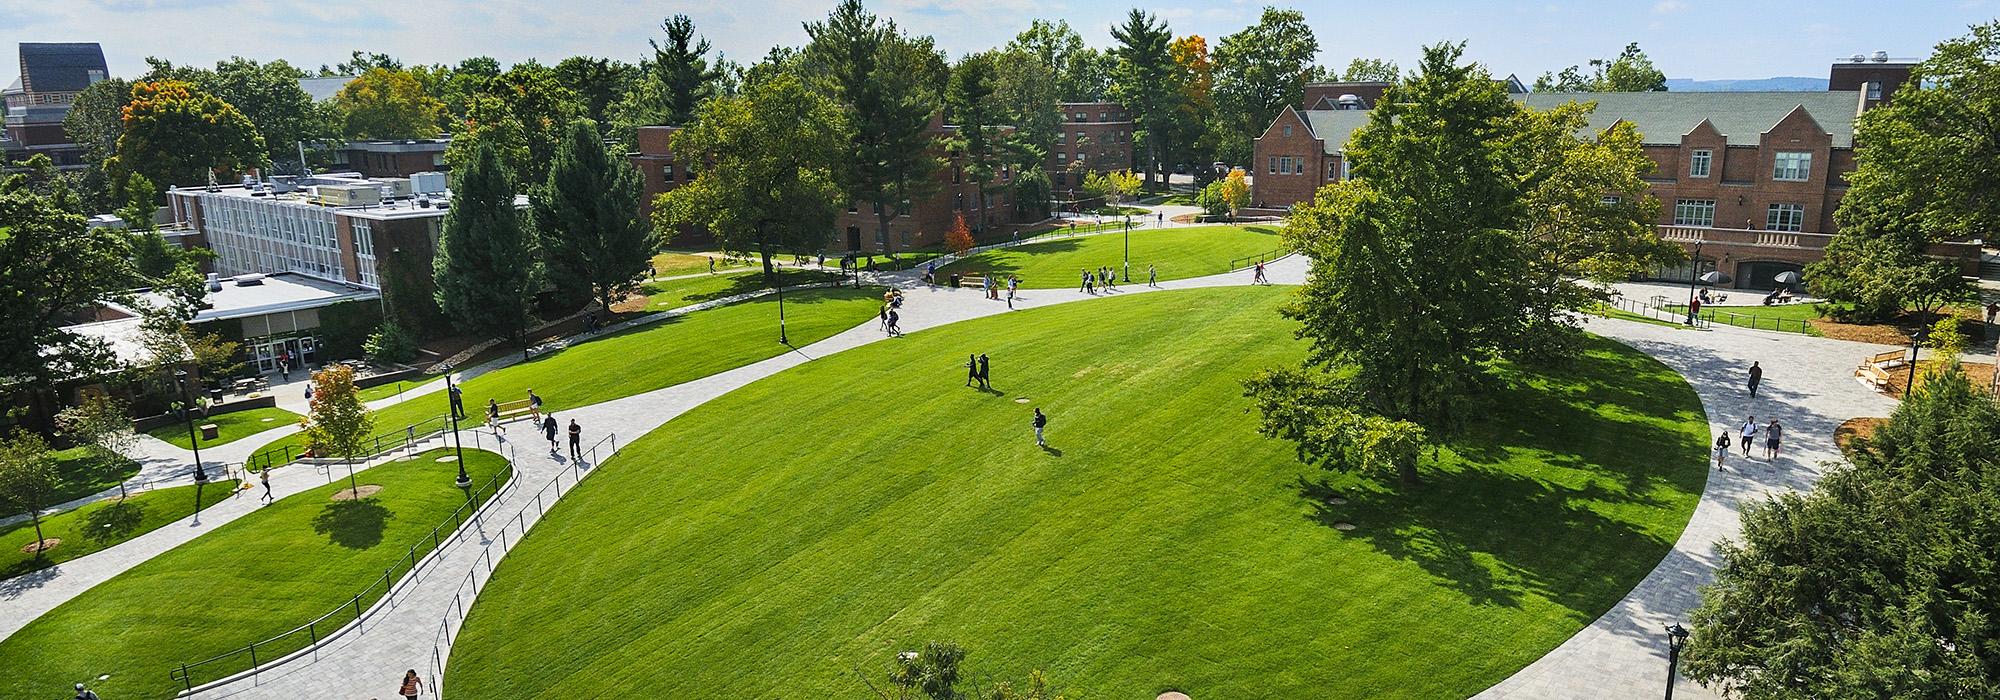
[1716,433,1731,449]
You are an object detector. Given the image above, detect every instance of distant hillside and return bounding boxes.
[1666,77,1829,92]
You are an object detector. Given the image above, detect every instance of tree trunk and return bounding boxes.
[30,514,45,559]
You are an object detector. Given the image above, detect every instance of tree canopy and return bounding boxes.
[0,167,139,391]
[802,0,947,252]
[1007,20,1112,102]
[1533,42,1667,92]
[1211,8,1321,166]
[109,80,266,192]
[1109,10,1177,188]
[335,67,445,139]
[433,142,541,352]
[535,119,658,313]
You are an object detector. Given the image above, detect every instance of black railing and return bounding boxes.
[1600,296,1712,328]
[246,414,453,473]
[168,445,516,693]
[1228,247,1290,272]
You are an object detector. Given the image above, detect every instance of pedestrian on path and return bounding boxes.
[568,419,583,461]
[449,383,466,420]
[648,261,656,279]
[879,305,890,332]
[399,669,423,700]
[259,467,273,503]
[978,354,991,389]
[1148,264,1157,287]
[1739,416,1759,458]
[1747,361,1763,397]
[887,309,902,337]
[1687,296,1702,325]
[74,682,99,700]
[1032,407,1048,447]
[966,353,980,387]
[1253,261,1268,285]
[543,414,559,455]
[527,389,544,424]
[487,399,505,436]
[709,258,716,274]
[1713,431,1731,469]
[1080,268,1091,293]
[1764,418,1783,459]
[1006,281,1017,310]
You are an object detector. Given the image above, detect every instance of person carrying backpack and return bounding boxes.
[1713,431,1731,469]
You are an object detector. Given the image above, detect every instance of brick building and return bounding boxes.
[1248,55,1975,289]
[326,139,450,178]
[1049,101,1135,195]
[631,113,1021,255]
[1,42,109,168]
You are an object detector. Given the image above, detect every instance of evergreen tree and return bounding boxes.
[947,52,1003,229]
[535,118,658,313]
[1109,10,1177,190]
[804,0,947,253]
[650,14,725,126]
[434,142,541,357]
[1685,362,2000,697]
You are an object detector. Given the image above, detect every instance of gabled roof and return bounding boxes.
[18,43,107,93]
[1297,90,1867,155]
[1514,90,1863,148]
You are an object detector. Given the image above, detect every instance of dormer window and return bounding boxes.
[1283,125,1292,138]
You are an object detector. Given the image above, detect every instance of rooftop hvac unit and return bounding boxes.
[207,273,222,293]
[411,171,448,195]
[318,184,382,207]
[1850,54,1868,63]
[234,273,266,286]
[376,177,413,198]
[1871,50,1890,63]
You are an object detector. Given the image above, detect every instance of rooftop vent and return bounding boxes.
[1850,54,1867,63]
[1871,50,1889,63]
[206,273,222,293]
[234,273,266,287]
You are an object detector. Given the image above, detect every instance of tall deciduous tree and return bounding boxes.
[0,174,138,391]
[803,0,946,253]
[1169,34,1217,184]
[109,80,265,192]
[202,57,332,168]
[0,432,58,558]
[300,364,374,495]
[1244,42,1529,487]
[1007,20,1113,102]
[335,67,445,139]
[1684,362,2000,697]
[444,94,532,180]
[1341,58,1401,82]
[656,72,846,279]
[488,61,583,186]
[536,119,657,313]
[1533,42,1667,92]
[434,143,541,355]
[989,48,1060,218]
[1109,9,1177,189]
[1808,22,1999,321]
[63,77,132,168]
[1211,7,1321,167]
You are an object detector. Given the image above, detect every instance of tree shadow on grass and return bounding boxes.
[312,499,394,550]
[937,239,1090,280]
[674,270,848,304]
[83,499,144,545]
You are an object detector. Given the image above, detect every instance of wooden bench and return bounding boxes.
[1867,350,1907,368]
[489,398,536,424]
[959,276,987,289]
[1856,363,1892,390]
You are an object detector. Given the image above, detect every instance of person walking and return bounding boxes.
[709,258,716,274]
[449,383,466,420]
[1148,264,1157,287]
[74,682,100,700]
[1764,418,1783,459]
[259,467,274,504]
[879,304,890,332]
[1739,416,1759,459]
[1747,361,1763,397]
[887,309,902,337]
[1006,281,1017,310]
[399,669,423,700]
[1032,407,1049,447]
[977,354,991,389]
[1253,261,1268,285]
[486,399,505,435]
[1713,431,1731,469]
[568,418,583,461]
[542,414,559,455]
[1079,268,1089,292]
[1687,296,1703,325]
[966,353,980,387]
[527,389,544,425]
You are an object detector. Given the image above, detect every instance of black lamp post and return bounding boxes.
[1122,214,1132,282]
[445,372,471,490]
[1906,329,1926,395]
[775,272,790,345]
[1684,242,1703,325]
[1664,623,1690,699]
[174,370,209,518]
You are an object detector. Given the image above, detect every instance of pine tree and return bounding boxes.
[804,0,947,253]
[536,119,658,313]
[434,142,541,357]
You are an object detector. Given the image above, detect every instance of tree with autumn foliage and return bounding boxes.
[107,80,265,193]
[945,212,975,254]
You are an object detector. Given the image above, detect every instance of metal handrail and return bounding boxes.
[424,431,619,699]
[167,439,517,693]
[246,414,453,472]
[1228,247,1290,272]
[1601,295,1713,329]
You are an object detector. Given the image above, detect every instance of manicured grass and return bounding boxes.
[447,287,1709,698]
[1,480,238,579]
[0,448,510,699]
[1665,302,1822,335]
[357,375,442,403]
[144,406,301,449]
[48,446,140,505]
[640,268,845,311]
[650,251,750,277]
[250,287,884,462]
[936,224,1283,288]
[1590,303,1692,329]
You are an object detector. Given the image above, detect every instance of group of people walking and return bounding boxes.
[964,353,993,389]
[1081,266,1120,294]
[1714,361,1784,468]
[478,388,587,462]
[880,289,905,337]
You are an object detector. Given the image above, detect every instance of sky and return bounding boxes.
[1,0,1994,83]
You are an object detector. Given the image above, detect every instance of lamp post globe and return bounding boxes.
[1664,623,1691,700]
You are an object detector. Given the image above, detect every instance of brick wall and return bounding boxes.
[1249,107,1327,208]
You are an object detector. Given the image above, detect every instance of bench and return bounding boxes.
[1867,350,1908,368]
[489,398,536,424]
[1856,363,1892,390]
[959,276,987,289]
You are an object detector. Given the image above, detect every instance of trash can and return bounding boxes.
[200,424,220,441]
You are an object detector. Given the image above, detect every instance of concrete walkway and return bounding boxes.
[195,257,1310,699]
[1476,317,1898,699]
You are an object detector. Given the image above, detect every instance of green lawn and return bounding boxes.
[936,224,1283,288]
[357,375,442,403]
[641,268,845,311]
[1663,302,1822,335]
[650,251,751,277]
[144,406,301,449]
[1,479,238,579]
[0,448,510,699]
[447,287,1709,699]
[49,446,140,505]
[250,287,883,463]
[1590,302,1692,330]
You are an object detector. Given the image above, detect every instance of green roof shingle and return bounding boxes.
[1299,91,1866,154]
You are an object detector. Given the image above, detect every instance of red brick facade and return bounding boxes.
[332,141,449,179]
[1049,102,1135,193]
[1248,106,1343,209]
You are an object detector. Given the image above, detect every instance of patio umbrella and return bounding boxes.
[1699,270,1733,286]
[1773,271,1801,285]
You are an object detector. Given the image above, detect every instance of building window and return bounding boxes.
[952,168,962,184]
[1074,112,1085,121]
[1772,151,1812,181]
[1075,152,1085,163]
[1327,162,1338,180]
[1099,111,1107,120]
[1058,152,1067,161]
[1075,131,1085,143]
[1283,125,1292,138]
[1269,156,1278,174]
[1688,149,1711,178]
[954,193,965,211]
[1056,132,1066,144]
[1673,199,1717,227]
[1341,159,1350,180]
[1866,81,1883,100]
[663,164,674,180]
[1766,203,1805,232]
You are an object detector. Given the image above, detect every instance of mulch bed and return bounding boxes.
[1834,417,1889,452]
[1813,306,1986,346]
[1881,361,1996,399]
[332,484,383,501]
[19,538,60,554]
